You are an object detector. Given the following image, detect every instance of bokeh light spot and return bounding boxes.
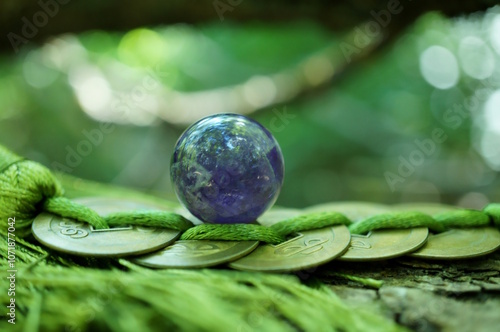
[303,55,334,86]
[23,51,59,89]
[118,28,168,66]
[419,45,459,89]
[243,76,277,108]
[69,66,112,120]
[483,89,500,133]
[489,15,500,55]
[458,36,494,79]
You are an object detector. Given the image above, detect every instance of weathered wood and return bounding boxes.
[320,251,500,331]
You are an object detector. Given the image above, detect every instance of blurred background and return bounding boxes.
[1,1,500,210]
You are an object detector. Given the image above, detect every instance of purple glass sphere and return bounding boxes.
[171,114,284,224]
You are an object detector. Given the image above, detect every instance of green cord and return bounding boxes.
[180,211,352,244]
[1,144,500,244]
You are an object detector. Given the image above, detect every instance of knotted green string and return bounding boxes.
[0,145,192,237]
[179,212,352,244]
[347,209,492,234]
[1,144,500,243]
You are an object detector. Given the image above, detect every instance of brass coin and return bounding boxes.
[255,207,304,224]
[400,203,500,260]
[229,208,351,272]
[132,240,259,268]
[340,228,429,261]
[313,202,429,261]
[409,227,500,260]
[132,206,259,268]
[32,197,181,257]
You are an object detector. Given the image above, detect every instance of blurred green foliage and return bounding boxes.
[1,7,500,209]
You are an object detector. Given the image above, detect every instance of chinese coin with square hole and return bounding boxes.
[229,208,351,272]
[398,203,500,260]
[308,202,429,261]
[31,197,181,257]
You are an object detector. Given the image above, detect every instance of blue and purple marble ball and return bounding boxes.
[171,114,284,224]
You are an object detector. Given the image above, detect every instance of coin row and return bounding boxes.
[31,198,500,272]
